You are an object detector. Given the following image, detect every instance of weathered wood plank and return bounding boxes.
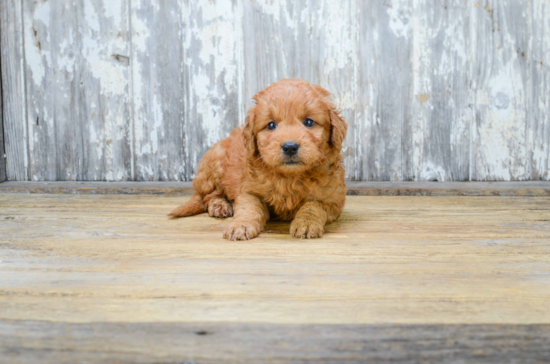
[130,0,186,181]
[243,0,357,178]
[407,0,471,181]
[1,181,549,196]
[0,49,4,182]
[3,1,550,183]
[532,0,550,181]
[357,0,412,181]
[1,0,27,181]
[131,0,243,181]
[183,0,244,180]
[1,321,550,363]
[22,0,132,181]
[1,194,549,326]
[470,0,532,181]
[77,0,132,181]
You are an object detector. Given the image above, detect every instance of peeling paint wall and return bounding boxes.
[1,0,549,181]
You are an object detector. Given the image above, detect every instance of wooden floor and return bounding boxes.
[1,192,550,363]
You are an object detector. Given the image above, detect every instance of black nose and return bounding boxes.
[282,142,300,156]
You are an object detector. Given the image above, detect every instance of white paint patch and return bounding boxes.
[319,1,355,77]
[84,1,100,33]
[420,162,447,182]
[387,1,411,39]
[476,58,528,180]
[131,11,151,52]
[103,0,123,27]
[24,1,51,87]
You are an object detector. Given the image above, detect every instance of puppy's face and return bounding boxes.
[244,79,346,174]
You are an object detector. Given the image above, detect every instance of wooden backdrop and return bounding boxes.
[1,0,549,182]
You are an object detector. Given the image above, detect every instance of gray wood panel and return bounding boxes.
[242,0,357,179]
[130,0,187,181]
[1,181,549,196]
[22,0,132,181]
[1,0,549,181]
[131,0,243,181]
[470,0,531,181]
[357,0,412,181]
[406,0,471,182]
[1,320,550,363]
[0,45,4,182]
[1,0,28,181]
[183,0,244,180]
[532,0,550,181]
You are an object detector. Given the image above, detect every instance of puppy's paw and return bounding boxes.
[290,219,324,239]
[208,199,233,218]
[223,222,261,241]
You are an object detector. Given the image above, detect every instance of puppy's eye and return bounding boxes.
[267,121,277,130]
[303,118,315,128]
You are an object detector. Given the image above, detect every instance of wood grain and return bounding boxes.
[407,0,471,182]
[1,181,549,196]
[0,193,549,361]
[2,1,549,182]
[184,0,244,180]
[357,0,411,181]
[1,194,549,325]
[130,0,186,181]
[1,0,28,181]
[0,46,4,182]
[22,0,132,181]
[470,0,531,181]
[532,0,550,181]
[1,321,549,363]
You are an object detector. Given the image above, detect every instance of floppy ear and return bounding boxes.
[242,109,258,157]
[329,108,347,151]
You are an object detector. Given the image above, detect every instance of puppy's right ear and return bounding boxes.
[243,109,258,157]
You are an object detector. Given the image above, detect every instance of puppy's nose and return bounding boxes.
[282,142,300,156]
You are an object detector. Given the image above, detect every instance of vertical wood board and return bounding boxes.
[22,0,132,181]
[1,0,28,181]
[357,0,412,181]
[405,0,471,181]
[184,0,244,180]
[470,0,532,181]
[531,0,550,180]
[130,0,186,181]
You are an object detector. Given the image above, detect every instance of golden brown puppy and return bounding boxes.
[169,79,347,240]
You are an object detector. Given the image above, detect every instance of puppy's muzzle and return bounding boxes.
[282,142,300,157]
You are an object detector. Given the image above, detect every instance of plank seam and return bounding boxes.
[354,1,361,180]
[19,0,29,181]
[0,24,4,182]
[127,0,135,181]
[468,3,478,182]
[528,0,534,180]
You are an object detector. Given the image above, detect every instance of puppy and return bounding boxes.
[169,79,347,240]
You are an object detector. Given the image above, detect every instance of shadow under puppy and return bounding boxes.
[169,79,347,240]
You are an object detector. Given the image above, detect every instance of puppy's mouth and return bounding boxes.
[284,161,301,165]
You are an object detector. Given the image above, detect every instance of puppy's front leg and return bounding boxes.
[223,193,269,241]
[290,201,328,239]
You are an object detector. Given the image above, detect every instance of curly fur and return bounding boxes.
[169,79,347,240]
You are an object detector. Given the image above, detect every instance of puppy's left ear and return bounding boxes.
[329,108,347,151]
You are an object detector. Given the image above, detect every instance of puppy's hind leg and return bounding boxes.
[207,196,233,218]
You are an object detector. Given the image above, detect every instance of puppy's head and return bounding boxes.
[243,79,347,174]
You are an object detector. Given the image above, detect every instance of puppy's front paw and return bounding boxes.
[223,221,261,241]
[290,219,324,239]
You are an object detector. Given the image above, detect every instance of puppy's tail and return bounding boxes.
[168,193,206,217]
